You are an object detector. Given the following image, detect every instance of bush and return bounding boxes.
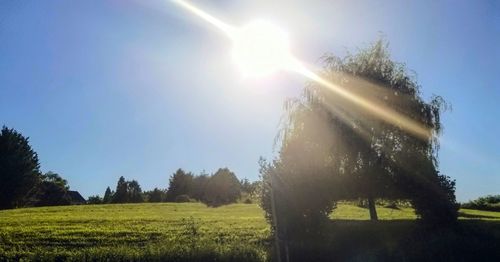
[175,194,192,203]
[87,195,103,204]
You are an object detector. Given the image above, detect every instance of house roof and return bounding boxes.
[67,190,86,203]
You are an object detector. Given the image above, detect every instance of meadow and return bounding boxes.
[1,203,499,261]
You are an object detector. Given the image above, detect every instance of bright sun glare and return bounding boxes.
[172,0,432,139]
[231,20,293,77]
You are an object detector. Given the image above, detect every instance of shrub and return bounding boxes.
[175,194,192,203]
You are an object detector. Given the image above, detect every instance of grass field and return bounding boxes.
[1,203,500,261]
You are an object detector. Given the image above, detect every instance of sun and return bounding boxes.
[231,20,293,77]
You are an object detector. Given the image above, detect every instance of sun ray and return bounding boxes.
[292,61,431,139]
[170,0,432,140]
[172,0,235,36]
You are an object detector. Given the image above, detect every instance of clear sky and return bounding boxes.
[0,0,498,201]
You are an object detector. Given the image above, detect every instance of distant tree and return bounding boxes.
[42,171,69,190]
[190,173,210,201]
[112,176,129,203]
[25,171,71,207]
[145,188,165,202]
[127,180,144,203]
[166,169,193,202]
[103,186,113,203]
[0,126,41,209]
[87,195,103,204]
[203,168,241,207]
[240,178,252,193]
[461,195,500,212]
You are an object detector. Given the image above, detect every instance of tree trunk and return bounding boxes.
[368,197,378,221]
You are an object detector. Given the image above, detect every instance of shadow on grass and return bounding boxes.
[283,220,500,262]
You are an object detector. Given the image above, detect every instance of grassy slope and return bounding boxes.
[0,203,499,261]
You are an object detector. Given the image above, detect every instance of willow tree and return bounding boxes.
[260,40,458,239]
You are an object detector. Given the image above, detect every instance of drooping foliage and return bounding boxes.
[261,40,458,239]
[0,126,41,209]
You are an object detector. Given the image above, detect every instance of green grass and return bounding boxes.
[1,203,499,261]
[0,203,269,261]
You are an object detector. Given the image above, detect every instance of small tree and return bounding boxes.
[0,126,41,209]
[103,186,113,203]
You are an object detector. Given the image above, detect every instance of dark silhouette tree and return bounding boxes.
[314,40,458,224]
[166,169,193,202]
[203,168,241,207]
[190,173,210,201]
[127,180,144,203]
[87,195,103,204]
[103,186,113,203]
[261,40,458,241]
[25,171,71,207]
[145,188,165,202]
[0,126,41,209]
[112,176,128,203]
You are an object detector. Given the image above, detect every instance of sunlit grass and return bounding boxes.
[0,203,499,260]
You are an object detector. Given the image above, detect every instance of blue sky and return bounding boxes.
[0,0,498,201]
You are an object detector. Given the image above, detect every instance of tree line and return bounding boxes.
[461,195,500,212]
[88,168,260,207]
[0,126,259,210]
[0,126,79,209]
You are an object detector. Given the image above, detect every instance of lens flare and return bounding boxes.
[231,20,293,77]
[171,0,432,140]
